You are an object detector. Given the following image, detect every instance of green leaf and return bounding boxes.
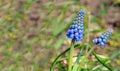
[96,54,110,61]
[50,44,82,71]
[93,51,113,71]
[72,47,83,71]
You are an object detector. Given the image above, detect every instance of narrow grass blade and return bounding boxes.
[72,47,83,71]
[49,44,81,71]
[92,51,113,71]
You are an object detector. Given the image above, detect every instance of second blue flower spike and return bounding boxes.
[66,9,85,42]
[93,29,113,47]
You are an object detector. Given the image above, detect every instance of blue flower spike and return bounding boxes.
[93,29,113,47]
[66,9,85,42]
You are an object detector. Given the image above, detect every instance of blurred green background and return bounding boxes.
[0,0,120,71]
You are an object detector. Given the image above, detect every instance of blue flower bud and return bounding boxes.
[99,35,104,39]
[75,37,80,41]
[70,25,75,29]
[78,30,83,34]
[98,37,102,42]
[74,28,78,32]
[102,39,107,43]
[100,42,105,47]
[93,38,98,44]
[70,29,74,34]
[70,34,74,39]
[75,32,79,37]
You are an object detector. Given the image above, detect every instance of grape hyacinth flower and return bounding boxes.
[93,29,113,47]
[66,9,85,42]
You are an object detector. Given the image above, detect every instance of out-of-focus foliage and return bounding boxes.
[0,0,120,71]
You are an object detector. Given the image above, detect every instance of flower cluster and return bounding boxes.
[93,29,113,47]
[66,10,85,42]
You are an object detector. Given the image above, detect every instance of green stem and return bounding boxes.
[77,45,95,70]
[72,47,83,71]
[49,44,81,71]
[92,51,113,71]
[68,40,75,71]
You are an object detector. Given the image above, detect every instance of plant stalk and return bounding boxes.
[49,44,81,71]
[68,39,75,71]
[72,47,83,71]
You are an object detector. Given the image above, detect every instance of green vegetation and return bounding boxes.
[0,0,120,71]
